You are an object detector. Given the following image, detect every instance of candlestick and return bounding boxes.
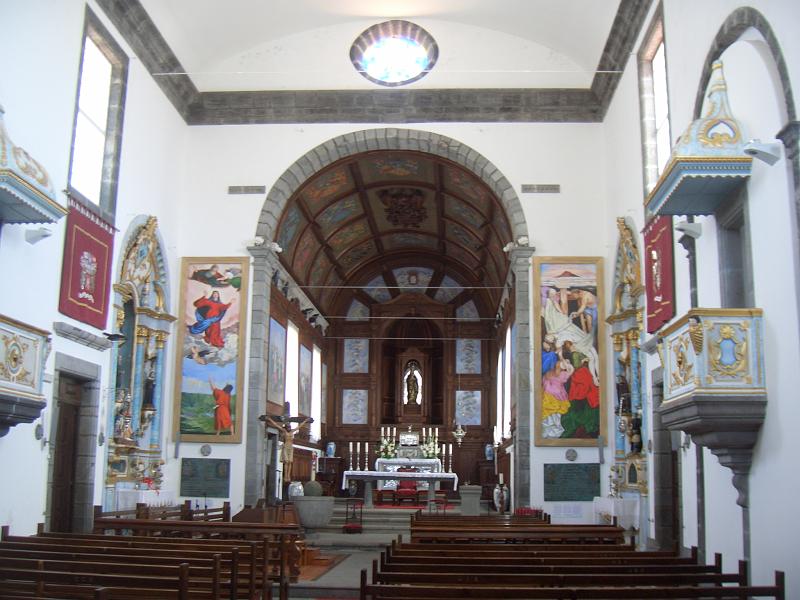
[448,447,453,473]
[349,442,353,470]
[364,442,369,470]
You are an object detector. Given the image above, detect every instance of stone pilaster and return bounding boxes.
[509,246,535,508]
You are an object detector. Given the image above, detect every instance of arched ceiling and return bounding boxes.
[138,0,621,91]
[274,151,513,317]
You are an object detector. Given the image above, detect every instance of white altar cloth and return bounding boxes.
[342,470,458,508]
[374,457,442,489]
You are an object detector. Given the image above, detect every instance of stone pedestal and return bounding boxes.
[459,485,483,516]
[292,496,335,529]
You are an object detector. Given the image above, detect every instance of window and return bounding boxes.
[495,348,504,444]
[503,326,512,439]
[68,9,127,222]
[286,322,300,417]
[638,11,671,194]
[311,346,322,441]
[350,20,438,87]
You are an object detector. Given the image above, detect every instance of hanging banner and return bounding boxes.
[58,199,115,329]
[644,215,675,334]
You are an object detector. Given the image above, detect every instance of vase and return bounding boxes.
[484,443,495,461]
[287,480,304,497]
[493,484,509,512]
[326,441,336,457]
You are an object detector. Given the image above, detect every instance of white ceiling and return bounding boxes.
[139,0,621,91]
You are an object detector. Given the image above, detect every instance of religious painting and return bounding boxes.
[456,300,480,322]
[301,167,352,216]
[434,275,463,304]
[346,300,370,321]
[342,389,368,425]
[456,339,481,374]
[58,199,115,329]
[172,257,249,443]
[393,267,434,292]
[267,318,287,406]
[316,195,362,235]
[343,338,369,373]
[533,257,605,447]
[299,344,312,416]
[455,390,481,426]
[276,204,305,256]
[364,275,392,303]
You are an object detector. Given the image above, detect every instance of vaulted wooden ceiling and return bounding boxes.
[274,151,513,317]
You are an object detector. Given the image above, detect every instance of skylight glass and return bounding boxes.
[351,20,438,87]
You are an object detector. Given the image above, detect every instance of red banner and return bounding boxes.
[58,199,115,329]
[644,215,675,334]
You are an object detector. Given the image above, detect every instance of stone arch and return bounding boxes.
[244,129,534,507]
[254,128,529,245]
[693,7,795,121]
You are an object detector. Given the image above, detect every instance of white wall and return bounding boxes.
[600,0,800,591]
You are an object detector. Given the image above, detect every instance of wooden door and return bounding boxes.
[50,376,82,532]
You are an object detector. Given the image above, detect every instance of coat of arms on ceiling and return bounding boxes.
[379,187,427,228]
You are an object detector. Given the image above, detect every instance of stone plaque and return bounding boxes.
[180,458,230,498]
[543,463,600,502]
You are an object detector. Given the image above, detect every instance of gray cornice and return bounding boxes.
[98,0,651,125]
[592,0,654,118]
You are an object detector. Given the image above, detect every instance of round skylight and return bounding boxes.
[351,20,438,87]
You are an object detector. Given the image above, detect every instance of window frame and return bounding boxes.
[67,7,128,225]
[637,6,672,196]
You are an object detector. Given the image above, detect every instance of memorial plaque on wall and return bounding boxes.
[180,458,231,498]
[543,463,600,501]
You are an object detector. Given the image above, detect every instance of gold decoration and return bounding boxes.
[709,324,748,378]
[670,335,694,389]
[135,325,151,342]
[154,331,169,349]
[688,318,704,353]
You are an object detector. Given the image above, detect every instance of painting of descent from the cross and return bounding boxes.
[533,257,606,447]
[173,257,249,443]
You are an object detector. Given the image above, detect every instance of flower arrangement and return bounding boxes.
[378,436,397,458]
[420,439,439,458]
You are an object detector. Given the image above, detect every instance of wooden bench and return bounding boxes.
[359,569,786,600]
[409,523,627,544]
[2,528,275,599]
[93,501,231,523]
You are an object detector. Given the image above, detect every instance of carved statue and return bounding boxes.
[263,416,312,482]
[404,360,421,404]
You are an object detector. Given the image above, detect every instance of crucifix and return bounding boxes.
[259,403,313,482]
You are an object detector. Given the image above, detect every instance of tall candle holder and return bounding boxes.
[448,448,453,473]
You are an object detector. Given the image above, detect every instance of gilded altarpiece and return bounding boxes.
[104,217,176,507]
[605,218,648,498]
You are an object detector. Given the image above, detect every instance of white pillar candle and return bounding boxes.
[449,443,452,455]
[349,441,353,453]
[365,442,369,455]
[499,473,504,485]
[356,441,360,453]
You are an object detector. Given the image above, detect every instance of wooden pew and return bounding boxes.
[360,568,787,600]
[409,523,626,544]
[2,528,271,600]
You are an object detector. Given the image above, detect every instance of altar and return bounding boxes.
[374,457,442,490]
[342,470,458,508]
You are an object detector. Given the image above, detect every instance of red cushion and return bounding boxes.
[398,479,416,490]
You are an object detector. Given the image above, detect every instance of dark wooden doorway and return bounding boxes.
[50,375,83,532]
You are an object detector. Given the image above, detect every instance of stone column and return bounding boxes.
[243,246,274,506]
[509,246,535,509]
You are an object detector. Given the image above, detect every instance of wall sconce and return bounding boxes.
[452,422,466,447]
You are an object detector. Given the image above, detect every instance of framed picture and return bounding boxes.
[173,257,249,443]
[533,257,605,446]
[267,318,287,407]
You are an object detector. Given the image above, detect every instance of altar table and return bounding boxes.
[374,457,442,490]
[342,470,458,508]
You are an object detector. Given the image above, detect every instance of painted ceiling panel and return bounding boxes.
[316,194,363,236]
[358,153,435,186]
[301,167,354,216]
[392,267,434,292]
[327,218,371,255]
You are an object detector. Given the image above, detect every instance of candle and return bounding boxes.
[356,441,360,453]
[349,441,353,454]
[381,426,384,438]
[449,443,452,455]
[365,442,369,455]
[499,473,504,485]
